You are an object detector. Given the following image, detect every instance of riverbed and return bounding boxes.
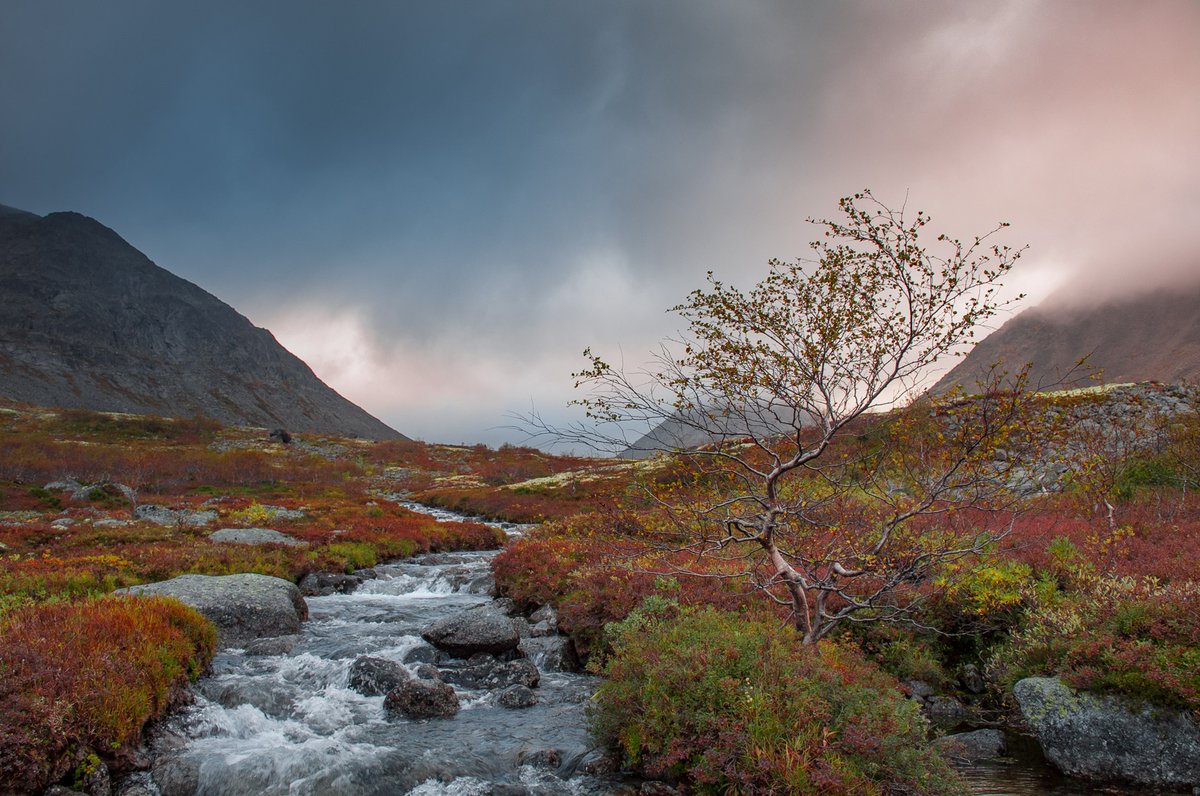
[133,504,1128,795]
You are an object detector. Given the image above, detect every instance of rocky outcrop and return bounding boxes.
[1014,676,1200,789]
[0,206,406,440]
[116,573,308,647]
[421,606,520,658]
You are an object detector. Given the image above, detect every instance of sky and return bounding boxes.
[2,1,1198,446]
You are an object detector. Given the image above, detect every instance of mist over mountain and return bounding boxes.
[933,279,1200,394]
[0,204,405,439]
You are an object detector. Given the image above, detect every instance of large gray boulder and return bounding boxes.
[209,527,305,546]
[1014,676,1200,789]
[117,573,308,647]
[421,605,520,658]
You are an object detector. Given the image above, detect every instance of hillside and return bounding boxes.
[0,203,405,439]
[933,280,1200,394]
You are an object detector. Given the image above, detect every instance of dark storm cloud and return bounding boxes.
[2,1,1196,443]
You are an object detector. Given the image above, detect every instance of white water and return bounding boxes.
[143,508,617,796]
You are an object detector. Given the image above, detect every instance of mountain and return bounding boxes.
[933,280,1200,394]
[0,203,406,439]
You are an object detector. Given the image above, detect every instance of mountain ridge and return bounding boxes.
[932,280,1200,394]
[0,205,406,440]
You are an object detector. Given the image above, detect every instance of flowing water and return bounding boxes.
[139,504,1140,795]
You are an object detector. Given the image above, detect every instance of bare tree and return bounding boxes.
[534,191,1044,644]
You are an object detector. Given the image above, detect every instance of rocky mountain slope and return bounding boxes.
[933,280,1200,394]
[0,203,406,439]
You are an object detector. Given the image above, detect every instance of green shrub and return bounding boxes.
[591,599,965,795]
[987,576,1200,711]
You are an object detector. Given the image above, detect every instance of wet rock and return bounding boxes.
[242,634,300,656]
[352,567,378,580]
[516,748,561,769]
[44,787,87,796]
[639,783,680,795]
[403,645,443,665]
[414,663,442,681]
[421,605,520,658]
[925,695,969,730]
[579,749,620,776]
[496,684,538,709]
[116,573,307,647]
[439,657,540,690]
[151,756,199,796]
[349,656,410,697]
[933,728,1007,762]
[1015,676,1200,789]
[298,571,363,596]
[385,679,460,719]
[518,636,582,673]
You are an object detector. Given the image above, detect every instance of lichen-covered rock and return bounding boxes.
[1014,676,1200,789]
[206,528,302,547]
[348,656,410,697]
[384,679,459,719]
[116,573,307,647]
[421,605,520,658]
[134,505,217,527]
[209,527,305,546]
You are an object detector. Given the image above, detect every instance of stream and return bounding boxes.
[132,504,1127,796]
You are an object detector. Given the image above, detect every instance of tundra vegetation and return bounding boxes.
[0,405,588,793]
[2,394,1199,794]
[1,205,1199,794]
[496,192,1200,792]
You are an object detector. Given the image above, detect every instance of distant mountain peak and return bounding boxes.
[0,206,407,440]
[933,277,1200,394]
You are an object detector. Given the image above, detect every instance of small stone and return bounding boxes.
[497,685,538,709]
